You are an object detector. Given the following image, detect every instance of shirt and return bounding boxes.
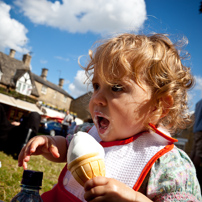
[193,99,202,133]
[63,114,73,126]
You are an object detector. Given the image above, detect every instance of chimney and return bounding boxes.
[59,78,64,88]
[22,53,31,67]
[41,68,48,80]
[9,49,16,58]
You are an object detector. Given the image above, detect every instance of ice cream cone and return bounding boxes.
[68,152,105,186]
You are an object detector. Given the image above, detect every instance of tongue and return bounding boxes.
[100,118,109,128]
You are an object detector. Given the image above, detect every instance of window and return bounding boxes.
[15,72,32,95]
[63,96,67,103]
[41,85,47,94]
[16,82,22,91]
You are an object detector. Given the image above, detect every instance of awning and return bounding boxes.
[0,93,16,107]
[41,107,84,124]
[0,93,43,114]
[15,99,43,114]
[41,107,65,119]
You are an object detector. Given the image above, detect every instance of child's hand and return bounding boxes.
[18,135,60,170]
[84,177,152,202]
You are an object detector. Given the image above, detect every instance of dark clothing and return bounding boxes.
[193,99,202,133]
[0,107,41,159]
[61,125,68,137]
[0,105,14,151]
[19,112,41,134]
[5,112,41,159]
[191,99,202,194]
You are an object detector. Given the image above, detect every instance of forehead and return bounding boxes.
[92,64,151,92]
[92,62,129,84]
[92,66,123,84]
[92,68,134,85]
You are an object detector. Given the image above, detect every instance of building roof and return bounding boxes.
[0,52,39,97]
[32,73,73,99]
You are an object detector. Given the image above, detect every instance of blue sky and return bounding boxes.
[0,0,202,112]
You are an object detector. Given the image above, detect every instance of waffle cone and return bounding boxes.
[67,152,105,186]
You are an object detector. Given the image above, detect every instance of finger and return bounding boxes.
[49,144,60,158]
[22,161,28,170]
[18,145,27,167]
[18,136,46,167]
[84,184,106,202]
[28,137,47,154]
[84,177,108,191]
[18,149,31,170]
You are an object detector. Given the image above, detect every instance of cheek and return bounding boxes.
[123,99,152,123]
[88,99,93,114]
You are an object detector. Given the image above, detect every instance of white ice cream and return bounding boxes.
[67,131,105,164]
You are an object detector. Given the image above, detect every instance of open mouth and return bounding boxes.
[96,115,110,134]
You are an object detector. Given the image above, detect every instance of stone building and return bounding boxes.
[0,49,39,99]
[33,68,73,119]
[0,49,42,120]
[0,49,73,121]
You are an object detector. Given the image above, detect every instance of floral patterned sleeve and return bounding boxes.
[144,146,202,201]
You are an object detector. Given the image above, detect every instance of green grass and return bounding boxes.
[0,151,66,201]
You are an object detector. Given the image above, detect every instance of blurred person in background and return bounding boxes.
[0,104,41,159]
[0,104,14,151]
[5,111,41,159]
[68,116,77,135]
[61,111,72,137]
[191,99,202,193]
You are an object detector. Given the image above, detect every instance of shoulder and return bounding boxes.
[195,99,202,111]
[147,146,201,201]
[196,99,202,106]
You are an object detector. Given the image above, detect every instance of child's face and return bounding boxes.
[89,70,154,142]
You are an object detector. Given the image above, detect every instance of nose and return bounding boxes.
[91,90,107,106]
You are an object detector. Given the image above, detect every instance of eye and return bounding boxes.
[92,83,99,91]
[111,84,123,92]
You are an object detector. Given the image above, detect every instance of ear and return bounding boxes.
[160,95,173,118]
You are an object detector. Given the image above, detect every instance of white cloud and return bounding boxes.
[0,1,29,53]
[188,75,202,111]
[194,75,202,97]
[194,76,202,90]
[40,59,48,64]
[14,0,147,34]
[68,70,90,98]
[55,56,69,62]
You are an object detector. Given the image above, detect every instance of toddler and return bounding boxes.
[18,33,201,201]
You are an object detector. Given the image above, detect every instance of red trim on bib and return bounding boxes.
[100,124,177,147]
[133,144,174,191]
[41,164,82,202]
[149,123,178,143]
[100,132,143,147]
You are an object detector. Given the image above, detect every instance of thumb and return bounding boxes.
[49,144,60,158]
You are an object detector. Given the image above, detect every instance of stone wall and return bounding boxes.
[35,81,71,111]
[70,92,92,120]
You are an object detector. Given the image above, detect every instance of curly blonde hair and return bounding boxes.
[84,33,194,133]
